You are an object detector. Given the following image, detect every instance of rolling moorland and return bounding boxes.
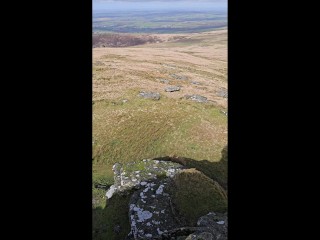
[92,9,228,239]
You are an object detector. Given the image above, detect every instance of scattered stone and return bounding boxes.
[94,184,109,190]
[191,81,201,85]
[170,74,188,80]
[216,89,228,98]
[138,91,160,100]
[106,185,117,199]
[123,99,128,103]
[184,95,207,103]
[94,61,105,66]
[165,86,180,92]
[159,79,170,84]
[220,110,228,116]
[162,64,176,69]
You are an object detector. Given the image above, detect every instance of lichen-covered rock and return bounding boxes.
[106,159,185,199]
[127,178,182,239]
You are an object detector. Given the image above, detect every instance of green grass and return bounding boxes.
[170,168,227,226]
[92,92,227,239]
[93,194,132,240]
[93,93,227,167]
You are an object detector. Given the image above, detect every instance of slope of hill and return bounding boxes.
[92,29,228,239]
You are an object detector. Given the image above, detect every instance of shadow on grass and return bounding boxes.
[93,194,132,240]
[153,145,228,190]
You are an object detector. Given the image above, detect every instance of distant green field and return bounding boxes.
[93,11,227,33]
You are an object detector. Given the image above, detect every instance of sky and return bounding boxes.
[93,0,227,12]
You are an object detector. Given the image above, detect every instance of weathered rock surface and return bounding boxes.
[186,212,228,240]
[105,155,228,240]
[127,178,182,239]
[161,212,227,240]
[138,91,161,100]
[184,95,208,103]
[165,86,180,92]
[106,159,184,199]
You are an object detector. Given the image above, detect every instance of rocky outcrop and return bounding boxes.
[105,153,228,240]
[106,159,185,199]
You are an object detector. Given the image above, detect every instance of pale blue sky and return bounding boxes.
[93,0,227,12]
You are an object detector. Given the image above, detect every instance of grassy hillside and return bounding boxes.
[92,30,227,239]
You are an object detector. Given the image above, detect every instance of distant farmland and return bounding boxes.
[93,10,227,34]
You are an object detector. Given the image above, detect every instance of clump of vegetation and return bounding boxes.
[170,168,227,226]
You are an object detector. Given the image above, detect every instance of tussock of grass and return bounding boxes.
[170,168,227,226]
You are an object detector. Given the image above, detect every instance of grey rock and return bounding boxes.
[165,86,180,92]
[170,74,188,80]
[191,81,201,85]
[159,79,170,84]
[128,178,182,240]
[184,95,208,103]
[162,64,176,69]
[192,212,228,240]
[216,89,228,98]
[94,61,105,66]
[138,91,160,100]
[106,159,184,200]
